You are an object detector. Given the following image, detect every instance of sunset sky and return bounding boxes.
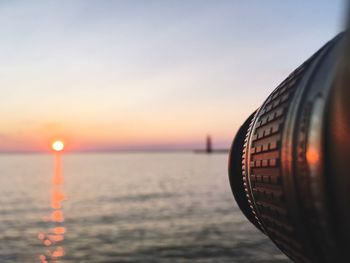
[0,0,344,152]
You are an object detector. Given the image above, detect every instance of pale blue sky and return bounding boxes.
[0,0,345,152]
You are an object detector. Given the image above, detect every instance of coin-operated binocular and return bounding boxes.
[228,33,350,262]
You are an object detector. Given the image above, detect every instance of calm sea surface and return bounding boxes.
[0,153,290,263]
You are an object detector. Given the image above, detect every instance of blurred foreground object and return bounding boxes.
[228,32,350,263]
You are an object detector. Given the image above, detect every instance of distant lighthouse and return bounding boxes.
[206,135,213,153]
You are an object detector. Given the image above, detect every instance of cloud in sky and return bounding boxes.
[0,0,344,152]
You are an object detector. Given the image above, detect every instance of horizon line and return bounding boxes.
[0,148,230,155]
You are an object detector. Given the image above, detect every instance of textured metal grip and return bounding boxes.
[242,63,309,262]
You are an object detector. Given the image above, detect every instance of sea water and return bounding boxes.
[0,153,289,262]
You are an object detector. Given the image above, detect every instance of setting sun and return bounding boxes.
[52,141,65,152]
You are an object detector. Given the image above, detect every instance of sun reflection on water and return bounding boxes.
[38,154,66,262]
